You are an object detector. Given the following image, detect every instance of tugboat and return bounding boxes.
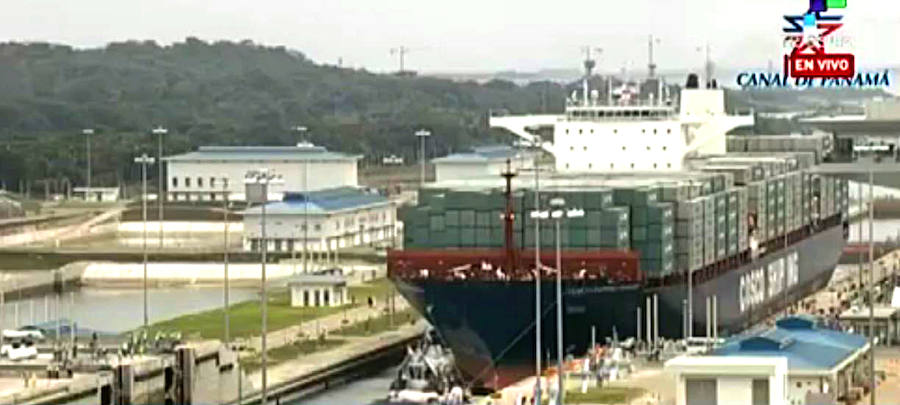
[388,329,467,404]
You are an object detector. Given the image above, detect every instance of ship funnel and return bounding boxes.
[686,73,700,89]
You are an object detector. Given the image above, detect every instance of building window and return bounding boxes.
[663,146,667,151]
[185,177,191,187]
[223,178,229,188]
[610,163,614,169]
[641,129,646,134]
[653,163,657,168]
[197,177,204,187]
[667,163,672,168]
[646,146,650,150]
[621,146,626,151]
[565,163,570,169]
[583,146,587,151]
[315,224,321,231]
[336,221,341,230]
[590,129,594,134]
[667,128,672,134]
[578,129,582,134]
[630,163,635,168]
[613,129,618,134]
[570,146,574,151]
[565,129,569,134]
[210,177,216,188]
[653,129,657,134]
[588,163,593,169]
[172,177,178,187]
[210,193,216,201]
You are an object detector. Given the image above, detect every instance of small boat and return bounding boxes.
[388,329,467,404]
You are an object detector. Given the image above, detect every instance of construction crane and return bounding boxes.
[390,46,410,73]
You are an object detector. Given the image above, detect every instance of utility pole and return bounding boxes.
[152,127,168,249]
[134,154,156,328]
[83,129,94,194]
[868,168,875,405]
[222,177,230,344]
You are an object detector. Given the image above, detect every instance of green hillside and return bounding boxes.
[0,38,567,192]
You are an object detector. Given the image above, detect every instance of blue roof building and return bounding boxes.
[667,316,872,405]
[242,187,395,254]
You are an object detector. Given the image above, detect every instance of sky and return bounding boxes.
[1,0,899,74]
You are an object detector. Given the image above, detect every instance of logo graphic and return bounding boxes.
[735,0,890,89]
[783,0,852,78]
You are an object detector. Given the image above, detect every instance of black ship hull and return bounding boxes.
[392,223,846,390]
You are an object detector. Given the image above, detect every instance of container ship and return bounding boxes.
[387,59,850,391]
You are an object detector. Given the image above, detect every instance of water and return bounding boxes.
[293,366,398,405]
[1,286,258,332]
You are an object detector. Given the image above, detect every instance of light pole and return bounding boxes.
[525,135,544,405]
[415,129,431,187]
[533,197,584,405]
[868,168,875,405]
[245,168,283,405]
[83,129,94,194]
[294,125,311,275]
[152,126,168,249]
[134,154,156,328]
[222,177,231,344]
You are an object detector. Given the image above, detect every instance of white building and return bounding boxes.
[73,187,120,202]
[666,356,788,405]
[242,187,396,253]
[431,145,536,183]
[162,144,360,202]
[288,274,348,307]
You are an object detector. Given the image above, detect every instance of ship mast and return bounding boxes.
[501,159,518,273]
[582,47,600,106]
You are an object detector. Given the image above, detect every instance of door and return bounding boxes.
[685,378,717,405]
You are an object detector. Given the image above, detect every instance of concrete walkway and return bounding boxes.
[247,321,425,388]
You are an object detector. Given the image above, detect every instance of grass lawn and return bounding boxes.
[347,277,397,304]
[141,278,398,340]
[143,290,352,340]
[239,338,345,373]
[565,386,646,404]
[333,308,419,336]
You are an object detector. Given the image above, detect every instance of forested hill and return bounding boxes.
[0,39,567,189]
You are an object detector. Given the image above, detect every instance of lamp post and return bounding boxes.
[152,126,168,249]
[245,169,283,405]
[83,129,94,194]
[294,125,311,275]
[525,134,544,405]
[532,197,584,405]
[134,154,156,328]
[415,129,431,187]
[222,177,231,344]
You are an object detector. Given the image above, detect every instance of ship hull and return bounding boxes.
[392,224,846,390]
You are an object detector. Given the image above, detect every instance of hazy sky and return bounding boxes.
[2,0,899,73]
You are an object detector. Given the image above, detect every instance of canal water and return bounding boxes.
[0,286,258,332]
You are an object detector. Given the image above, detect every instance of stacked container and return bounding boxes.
[675,197,705,272]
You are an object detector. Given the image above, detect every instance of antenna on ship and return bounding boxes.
[582,47,601,106]
[647,35,660,78]
[501,159,518,274]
